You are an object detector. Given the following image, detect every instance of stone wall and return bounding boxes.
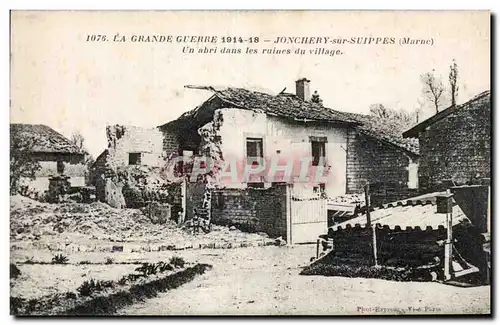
[211,184,287,238]
[417,96,491,192]
[346,129,416,198]
[160,125,181,157]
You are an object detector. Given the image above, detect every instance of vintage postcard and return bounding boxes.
[9,10,491,316]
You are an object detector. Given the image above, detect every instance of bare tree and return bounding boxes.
[10,135,41,195]
[420,70,445,114]
[70,132,94,166]
[449,59,459,106]
[369,104,391,119]
[70,132,85,151]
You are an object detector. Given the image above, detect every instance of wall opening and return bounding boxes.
[128,152,142,165]
[310,136,327,166]
[246,137,263,165]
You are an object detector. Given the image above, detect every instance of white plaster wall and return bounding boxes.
[35,161,86,178]
[21,177,50,193]
[69,176,86,187]
[63,163,87,177]
[108,125,164,167]
[22,175,86,194]
[216,108,347,197]
[35,161,58,177]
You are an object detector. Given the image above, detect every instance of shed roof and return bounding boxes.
[403,90,490,138]
[10,124,82,154]
[331,192,470,231]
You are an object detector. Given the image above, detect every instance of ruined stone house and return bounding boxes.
[403,90,491,192]
[10,123,86,194]
[160,78,419,197]
[89,124,180,209]
[90,79,420,243]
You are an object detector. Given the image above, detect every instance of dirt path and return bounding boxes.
[120,245,490,315]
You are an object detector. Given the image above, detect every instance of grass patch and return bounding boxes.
[11,258,212,316]
[134,263,159,277]
[51,254,69,264]
[300,263,433,282]
[64,263,212,315]
[77,279,115,297]
[169,256,185,268]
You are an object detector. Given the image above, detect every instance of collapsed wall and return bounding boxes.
[92,125,182,218]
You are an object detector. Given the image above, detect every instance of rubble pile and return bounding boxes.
[10,195,157,242]
[10,195,269,246]
[100,165,179,209]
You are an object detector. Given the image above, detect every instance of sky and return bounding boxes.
[10,11,490,157]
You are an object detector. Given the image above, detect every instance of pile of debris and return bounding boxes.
[10,195,270,247]
[95,165,180,210]
[10,195,156,242]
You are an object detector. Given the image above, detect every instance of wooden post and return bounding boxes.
[372,224,378,267]
[285,184,292,246]
[440,190,453,281]
[364,183,377,266]
[180,178,187,225]
[364,183,371,227]
[316,239,320,259]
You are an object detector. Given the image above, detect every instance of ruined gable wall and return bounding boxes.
[106,125,164,167]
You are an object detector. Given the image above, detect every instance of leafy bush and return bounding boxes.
[77,279,114,297]
[105,257,114,265]
[158,261,174,272]
[51,254,69,264]
[169,256,185,268]
[65,292,77,299]
[135,263,159,277]
[117,276,128,285]
[10,264,21,279]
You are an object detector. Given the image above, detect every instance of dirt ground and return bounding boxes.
[9,196,490,315]
[119,245,491,316]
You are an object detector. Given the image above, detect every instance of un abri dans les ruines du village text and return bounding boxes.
[85,35,435,57]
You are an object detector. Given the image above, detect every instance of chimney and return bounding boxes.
[295,78,311,101]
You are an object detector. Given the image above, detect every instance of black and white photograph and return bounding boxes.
[8,10,491,316]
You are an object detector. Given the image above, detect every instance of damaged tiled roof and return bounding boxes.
[10,124,82,154]
[165,86,419,155]
[340,111,419,155]
[210,87,361,124]
[331,192,470,231]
